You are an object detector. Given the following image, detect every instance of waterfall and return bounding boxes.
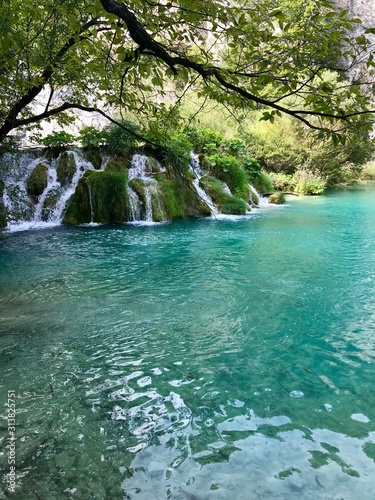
[2,150,98,231]
[127,154,164,223]
[32,165,59,222]
[127,187,142,221]
[50,151,93,223]
[144,184,153,222]
[189,152,219,217]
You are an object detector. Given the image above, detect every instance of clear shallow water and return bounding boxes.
[0,188,375,499]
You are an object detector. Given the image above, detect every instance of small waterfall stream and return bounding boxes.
[189,152,219,217]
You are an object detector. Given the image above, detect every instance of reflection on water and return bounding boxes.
[1,187,375,499]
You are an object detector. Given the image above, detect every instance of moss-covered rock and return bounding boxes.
[128,178,146,206]
[84,148,102,170]
[156,172,211,219]
[269,192,286,204]
[200,176,249,214]
[56,152,77,186]
[0,179,5,198]
[0,201,7,228]
[26,163,48,200]
[105,158,129,174]
[41,189,60,221]
[64,170,128,224]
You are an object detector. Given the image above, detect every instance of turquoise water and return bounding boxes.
[1,187,375,499]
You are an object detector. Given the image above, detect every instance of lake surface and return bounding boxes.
[1,187,375,499]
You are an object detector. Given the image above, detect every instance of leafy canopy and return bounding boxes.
[0,0,374,143]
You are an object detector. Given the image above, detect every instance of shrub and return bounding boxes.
[183,127,224,154]
[269,172,295,191]
[269,192,286,204]
[293,171,326,195]
[357,162,375,180]
[42,131,74,149]
[253,171,274,194]
[242,157,262,184]
[78,127,107,148]
[105,121,140,157]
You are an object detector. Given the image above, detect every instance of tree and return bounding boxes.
[0,0,374,144]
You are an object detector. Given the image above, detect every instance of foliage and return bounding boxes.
[207,154,250,200]
[269,170,326,194]
[105,158,128,173]
[78,127,107,149]
[104,122,140,157]
[183,127,224,154]
[0,0,373,144]
[26,163,48,199]
[357,162,375,180]
[253,171,274,194]
[269,173,295,192]
[293,171,326,195]
[41,131,74,149]
[268,192,286,204]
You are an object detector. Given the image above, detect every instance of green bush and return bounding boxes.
[56,152,77,186]
[42,131,74,149]
[269,192,286,204]
[253,171,274,194]
[183,127,223,154]
[269,172,295,191]
[78,127,107,148]
[242,157,262,184]
[293,171,326,195]
[207,154,249,200]
[105,121,140,157]
[358,162,375,180]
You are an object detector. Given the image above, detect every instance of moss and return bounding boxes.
[253,171,274,194]
[26,163,48,200]
[269,192,286,204]
[128,178,146,207]
[0,202,7,229]
[200,176,248,214]
[63,172,92,224]
[155,175,183,219]
[84,148,102,170]
[56,152,77,186]
[207,154,250,200]
[105,158,129,174]
[41,190,60,221]
[64,170,128,224]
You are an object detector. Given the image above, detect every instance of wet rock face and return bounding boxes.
[26,163,48,200]
[56,152,77,186]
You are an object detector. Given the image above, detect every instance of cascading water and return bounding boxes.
[0,148,271,230]
[1,150,100,231]
[189,152,219,217]
[127,154,164,223]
